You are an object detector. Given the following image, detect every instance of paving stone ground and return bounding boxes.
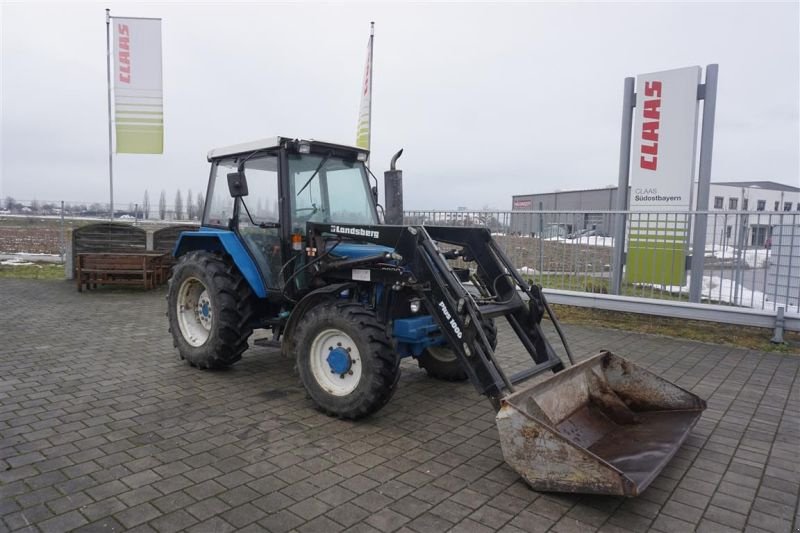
[1,278,798,533]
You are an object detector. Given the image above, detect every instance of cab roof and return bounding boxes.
[206,137,368,161]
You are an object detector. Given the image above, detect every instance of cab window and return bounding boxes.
[204,158,237,227]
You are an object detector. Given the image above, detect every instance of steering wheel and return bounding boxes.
[294,206,322,224]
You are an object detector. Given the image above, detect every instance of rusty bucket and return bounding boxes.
[496,351,706,496]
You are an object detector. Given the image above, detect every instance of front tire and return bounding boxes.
[167,251,255,369]
[417,318,497,381]
[294,301,399,419]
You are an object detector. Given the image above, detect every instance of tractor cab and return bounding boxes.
[188,137,381,298]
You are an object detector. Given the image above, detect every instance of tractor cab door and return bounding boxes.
[235,154,283,290]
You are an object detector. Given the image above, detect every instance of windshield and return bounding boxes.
[288,153,377,233]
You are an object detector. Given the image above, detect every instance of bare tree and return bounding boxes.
[143,190,150,220]
[174,190,183,220]
[31,199,41,213]
[159,190,167,220]
[4,197,14,210]
[196,193,205,219]
[187,189,194,220]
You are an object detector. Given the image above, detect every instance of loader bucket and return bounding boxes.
[496,351,706,496]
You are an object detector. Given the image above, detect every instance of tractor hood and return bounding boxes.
[328,242,395,259]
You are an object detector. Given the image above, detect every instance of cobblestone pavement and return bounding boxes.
[1,279,798,533]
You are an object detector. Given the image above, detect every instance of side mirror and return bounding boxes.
[227,171,249,197]
[371,185,378,204]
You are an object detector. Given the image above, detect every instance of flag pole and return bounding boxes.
[367,21,374,167]
[105,8,114,220]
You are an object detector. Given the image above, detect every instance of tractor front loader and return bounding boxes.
[168,137,706,497]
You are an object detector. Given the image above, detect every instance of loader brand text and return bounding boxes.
[330,225,379,239]
[438,301,463,339]
[639,80,661,171]
[117,24,131,84]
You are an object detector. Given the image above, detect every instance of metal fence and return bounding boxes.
[404,209,800,319]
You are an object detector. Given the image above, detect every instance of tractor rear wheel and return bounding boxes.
[417,318,497,381]
[167,251,255,369]
[294,301,399,419]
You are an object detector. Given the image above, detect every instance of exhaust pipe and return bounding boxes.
[384,149,404,224]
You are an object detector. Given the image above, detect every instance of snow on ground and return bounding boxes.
[707,245,770,268]
[1,258,36,266]
[0,214,107,222]
[0,253,63,264]
[544,236,614,247]
[646,273,798,315]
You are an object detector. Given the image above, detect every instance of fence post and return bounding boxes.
[611,77,635,295]
[538,202,544,278]
[689,64,719,302]
[771,307,785,344]
[733,212,748,305]
[60,200,66,259]
[64,227,73,280]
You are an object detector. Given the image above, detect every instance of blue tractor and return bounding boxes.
[167,137,706,496]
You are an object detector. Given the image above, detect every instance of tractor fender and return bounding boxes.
[173,229,267,298]
[281,282,355,358]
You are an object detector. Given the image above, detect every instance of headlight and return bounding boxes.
[298,141,311,154]
[409,299,421,314]
[357,152,368,162]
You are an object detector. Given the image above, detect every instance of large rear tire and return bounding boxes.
[417,318,497,381]
[167,251,255,369]
[294,301,399,419]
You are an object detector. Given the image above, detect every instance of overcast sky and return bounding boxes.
[1,1,798,210]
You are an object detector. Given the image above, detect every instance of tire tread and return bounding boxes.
[295,301,399,419]
[167,251,256,369]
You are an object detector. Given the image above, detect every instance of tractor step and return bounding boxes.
[253,337,282,349]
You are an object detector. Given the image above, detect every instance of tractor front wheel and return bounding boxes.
[294,301,399,419]
[417,318,497,381]
[167,251,255,369]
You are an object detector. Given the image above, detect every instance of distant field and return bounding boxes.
[0,217,89,254]
[0,216,196,255]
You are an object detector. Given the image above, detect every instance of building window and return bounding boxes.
[751,226,769,247]
[713,196,724,209]
[725,226,732,239]
[784,202,792,212]
[774,201,780,211]
[742,198,749,211]
[757,200,766,211]
[728,198,738,210]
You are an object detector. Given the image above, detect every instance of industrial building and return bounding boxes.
[511,181,800,246]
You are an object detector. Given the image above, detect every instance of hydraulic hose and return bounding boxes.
[541,294,576,366]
